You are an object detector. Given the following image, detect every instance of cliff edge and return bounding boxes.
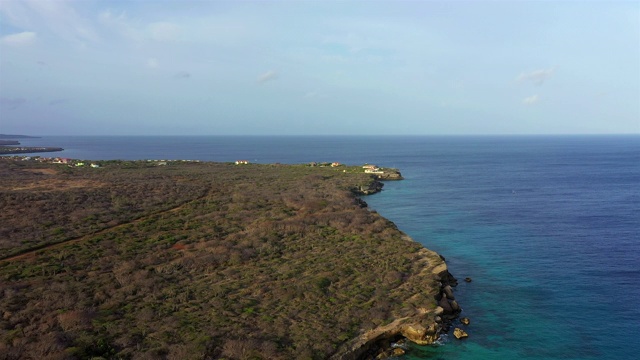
[331,238,460,360]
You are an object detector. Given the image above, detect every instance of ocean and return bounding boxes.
[10,135,640,359]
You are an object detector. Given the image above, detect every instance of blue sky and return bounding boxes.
[1,0,638,135]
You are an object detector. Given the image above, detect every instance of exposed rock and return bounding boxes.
[453,328,468,339]
[355,180,384,195]
[374,346,406,360]
[450,300,460,312]
[464,277,472,283]
[443,285,455,300]
[439,269,459,286]
[375,169,403,180]
[460,317,470,325]
[401,322,439,345]
[438,294,453,313]
[392,339,406,347]
[329,248,461,360]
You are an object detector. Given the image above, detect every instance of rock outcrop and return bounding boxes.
[354,180,384,195]
[375,169,403,180]
[330,242,461,360]
[453,328,468,339]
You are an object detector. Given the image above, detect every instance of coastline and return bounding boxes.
[2,135,635,359]
[0,146,64,155]
[0,134,63,155]
[0,158,460,359]
[348,175,461,359]
[331,242,460,359]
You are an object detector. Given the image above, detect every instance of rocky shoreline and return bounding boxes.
[374,170,403,181]
[343,172,463,359]
[331,245,461,359]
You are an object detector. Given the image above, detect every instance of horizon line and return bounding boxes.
[3,133,640,138]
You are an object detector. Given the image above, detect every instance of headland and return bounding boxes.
[0,157,459,359]
[0,134,63,155]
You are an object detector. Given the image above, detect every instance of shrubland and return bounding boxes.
[0,159,440,360]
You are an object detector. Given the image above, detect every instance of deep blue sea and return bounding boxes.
[11,135,640,359]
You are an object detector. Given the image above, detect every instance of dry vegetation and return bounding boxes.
[0,159,440,360]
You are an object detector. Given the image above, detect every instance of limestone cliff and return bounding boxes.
[330,238,460,360]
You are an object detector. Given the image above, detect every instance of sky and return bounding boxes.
[0,0,638,136]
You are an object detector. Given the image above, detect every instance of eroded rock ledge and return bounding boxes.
[374,169,403,181]
[330,240,461,360]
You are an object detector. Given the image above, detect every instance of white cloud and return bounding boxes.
[516,68,555,85]
[148,22,181,42]
[0,1,34,29]
[0,0,98,44]
[1,31,36,46]
[257,70,278,83]
[523,94,540,105]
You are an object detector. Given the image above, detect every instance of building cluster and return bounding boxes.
[307,161,343,167]
[3,155,100,168]
[363,164,384,174]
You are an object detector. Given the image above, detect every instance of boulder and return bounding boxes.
[401,322,439,345]
[453,328,468,339]
[392,348,406,356]
[450,300,461,312]
[438,294,453,313]
[443,285,455,300]
[464,277,472,283]
[460,317,470,325]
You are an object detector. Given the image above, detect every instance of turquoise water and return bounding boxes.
[363,136,639,360]
[11,135,640,359]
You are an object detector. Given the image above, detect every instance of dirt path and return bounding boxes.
[0,194,206,263]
